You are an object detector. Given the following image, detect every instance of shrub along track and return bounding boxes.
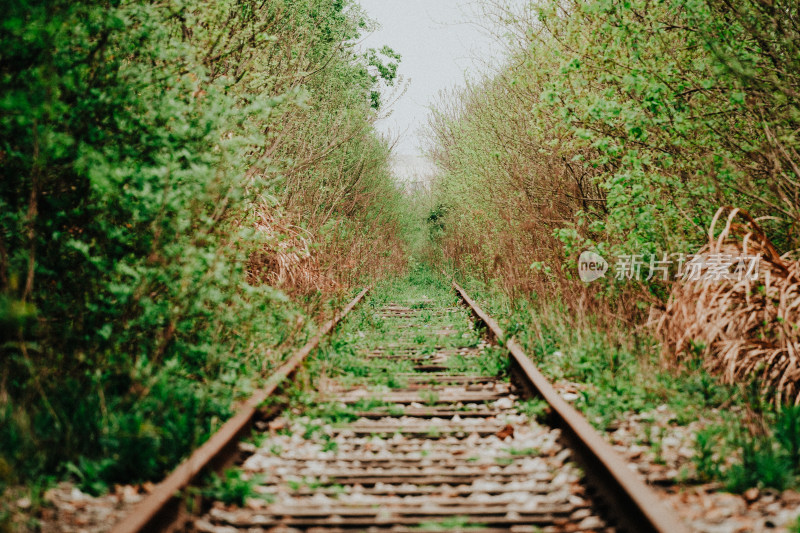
[113,275,688,532]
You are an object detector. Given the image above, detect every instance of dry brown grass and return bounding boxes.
[247,200,407,307]
[248,206,339,295]
[656,208,800,404]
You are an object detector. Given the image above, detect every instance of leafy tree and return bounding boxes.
[0,0,404,490]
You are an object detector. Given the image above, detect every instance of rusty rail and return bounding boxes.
[110,286,371,533]
[452,280,690,533]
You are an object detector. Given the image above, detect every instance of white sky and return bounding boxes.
[356,0,515,160]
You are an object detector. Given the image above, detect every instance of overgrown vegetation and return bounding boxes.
[194,469,271,507]
[427,0,800,306]
[454,277,800,493]
[308,266,481,391]
[4,0,800,524]
[657,209,800,403]
[0,0,406,506]
[423,0,800,497]
[694,403,800,492]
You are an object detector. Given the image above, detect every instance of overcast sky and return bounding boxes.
[356,0,514,160]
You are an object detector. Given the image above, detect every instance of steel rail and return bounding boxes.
[110,286,371,533]
[452,280,690,533]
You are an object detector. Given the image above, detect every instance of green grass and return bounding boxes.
[299,399,395,426]
[516,399,550,420]
[504,447,540,456]
[415,516,489,530]
[286,477,325,492]
[307,266,480,393]
[194,469,272,507]
[447,346,509,377]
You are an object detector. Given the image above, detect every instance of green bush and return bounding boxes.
[0,0,403,491]
[427,0,800,300]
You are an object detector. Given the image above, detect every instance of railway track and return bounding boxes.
[112,277,688,533]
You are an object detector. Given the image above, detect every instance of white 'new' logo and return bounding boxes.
[578,251,608,282]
